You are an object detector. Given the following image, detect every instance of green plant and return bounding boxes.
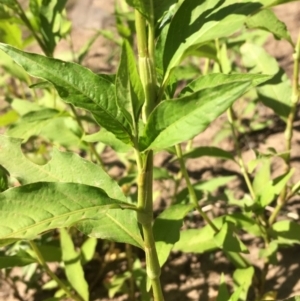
[0,0,300,301]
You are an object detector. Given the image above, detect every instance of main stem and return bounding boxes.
[135,6,164,301]
[136,151,164,301]
[135,9,157,123]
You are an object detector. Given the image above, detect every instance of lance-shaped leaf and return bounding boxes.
[116,41,144,126]
[232,267,254,301]
[36,0,69,55]
[60,228,89,301]
[76,209,143,249]
[0,43,132,144]
[153,204,194,267]
[141,81,252,150]
[0,182,137,247]
[181,146,235,161]
[0,135,126,201]
[6,108,75,142]
[0,136,143,247]
[83,129,132,153]
[162,0,262,80]
[214,222,249,253]
[0,253,36,269]
[180,73,272,97]
[245,9,293,45]
[241,43,292,121]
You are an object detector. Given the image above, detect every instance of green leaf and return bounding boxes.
[232,267,254,301]
[153,167,171,180]
[259,240,278,264]
[180,73,272,97]
[174,217,224,253]
[10,98,42,115]
[132,259,150,301]
[270,220,300,245]
[225,213,262,237]
[246,9,293,44]
[0,254,36,268]
[0,137,143,248]
[252,158,277,208]
[125,0,177,23]
[214,222,249,254]
[105,272,130,298]
[162,0,262,79]
[7,108,70,141]
[0,43,132,144]
[0,51,30,83]
[25,243,62,262]
[241,43,292,121]
[76,209,143,249]
[0,182,135,246]
[60,228,89,301]
[0,166,9,192]
[0,135,126,201]
[0,110,19,127]
[0,20,23,49]
[181,146,235,161]
[153,204,194,266]
[125,0,151,20]
[38,117,85,149]
[273,169,294,194]
[37,0,68,55]
[153,0,177,23]
[217,274,230,301]
[176,176,236,203]
[80,238,97,264]
[1,0,17,10]
[141,81,252,150]
[37,244,62,262]
[116,41,144,126]
[229,285,244,301]
[83,128,132,153]
[174,228,217,253]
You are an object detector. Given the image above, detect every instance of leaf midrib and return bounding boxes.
[1,202,122,239]
[105,212,143,249]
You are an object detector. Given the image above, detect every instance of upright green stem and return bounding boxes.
[135,10,157,123]
[269,32,300,225]
[135,5,164,300]
[136,151,164,301]
[29,241,83,301]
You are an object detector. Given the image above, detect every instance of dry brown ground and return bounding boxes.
[1,1,300,301]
